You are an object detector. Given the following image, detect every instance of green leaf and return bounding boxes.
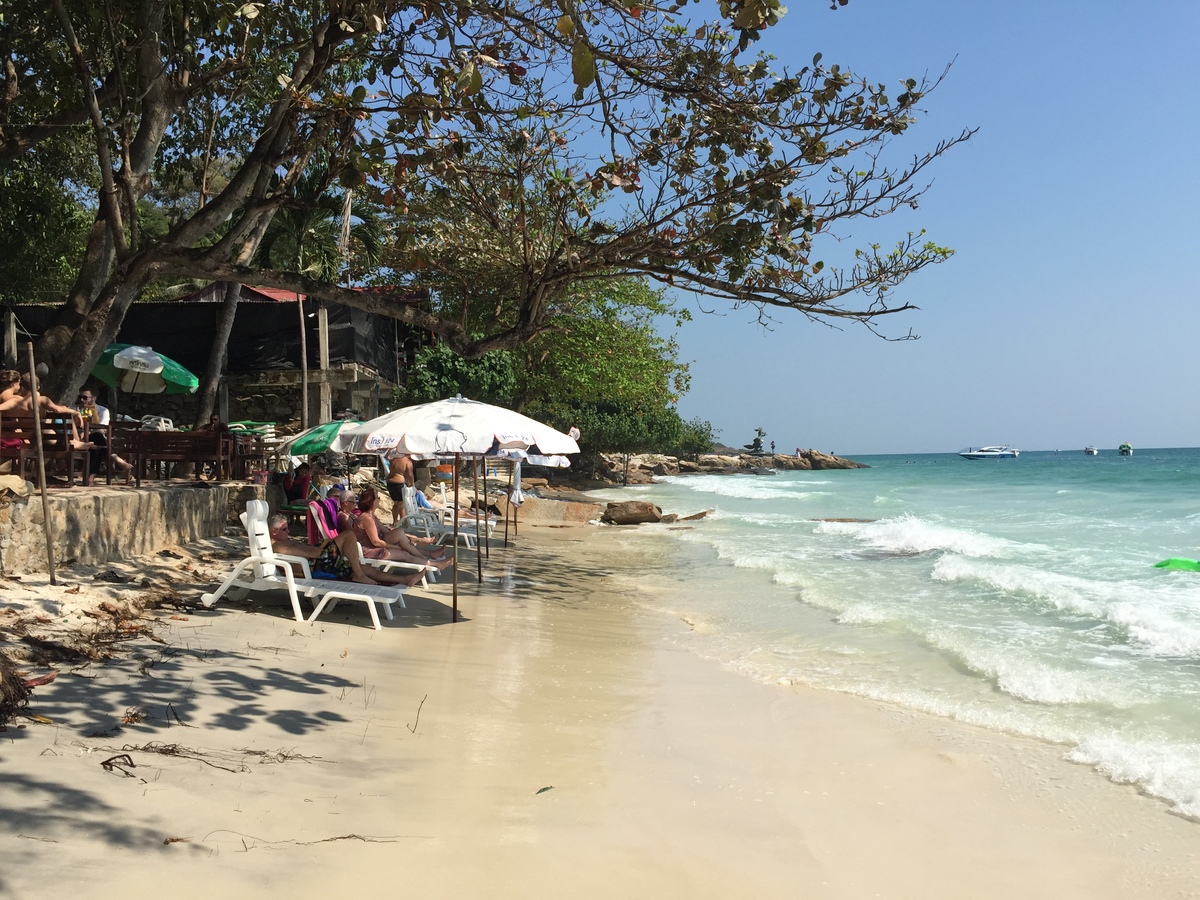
[572,41,596,93]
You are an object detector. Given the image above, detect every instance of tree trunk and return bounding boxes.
[192,282,242,428]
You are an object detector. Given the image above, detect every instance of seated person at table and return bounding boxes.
[282,462,312,502]
[76,389,134,485]
[0,370,20,403]
[350,486,452,571]
[0,376,92,449]
[266,513,423,586]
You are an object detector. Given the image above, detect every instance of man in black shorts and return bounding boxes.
[386,453,414,525]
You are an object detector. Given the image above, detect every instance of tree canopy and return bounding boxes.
[1,0,970,401]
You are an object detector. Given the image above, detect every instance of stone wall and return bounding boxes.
[0,482,269,576]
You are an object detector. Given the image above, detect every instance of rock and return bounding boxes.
[601,501,663,525]
[678,509,713,521]
[659,513,679,524]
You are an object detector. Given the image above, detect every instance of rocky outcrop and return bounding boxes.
[593,450,866,483]
[601,501,663,525]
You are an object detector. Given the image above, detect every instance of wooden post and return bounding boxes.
[26,344,57,586]
[452,452,460,622]
[3,311,17,367]
[317,303,331,423]
[297,294,309,430]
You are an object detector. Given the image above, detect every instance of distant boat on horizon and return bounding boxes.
[959,445,1020,460]
[1119,442,1133,456]
[1085,446,1099,455]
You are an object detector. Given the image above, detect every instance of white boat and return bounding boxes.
[1085,446,1098,455]
[958,445,1019,460]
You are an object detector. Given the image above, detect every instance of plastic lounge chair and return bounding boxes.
[398,486,487,549]
[200,500,405,630]
[306,499,437,586]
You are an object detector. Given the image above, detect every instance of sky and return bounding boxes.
[665,0,1200,455]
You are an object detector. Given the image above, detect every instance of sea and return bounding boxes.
[594,447,1200,818]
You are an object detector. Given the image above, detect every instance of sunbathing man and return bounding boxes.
[351,486,453,572]
[265,513,423,586]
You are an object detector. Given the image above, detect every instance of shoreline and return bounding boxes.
[2,522,1198,897]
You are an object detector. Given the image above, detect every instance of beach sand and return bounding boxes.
[2,523,1198,899]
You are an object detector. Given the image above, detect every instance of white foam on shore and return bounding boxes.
[931,556,1200,658]
[816,514,1021,558]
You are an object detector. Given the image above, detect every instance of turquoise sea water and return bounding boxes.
[594,448,1200,818]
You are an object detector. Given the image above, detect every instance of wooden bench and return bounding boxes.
[136,430,235,483]
[0,411,91,487]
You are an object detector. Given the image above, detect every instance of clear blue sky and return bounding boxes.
[668,1,1200,455]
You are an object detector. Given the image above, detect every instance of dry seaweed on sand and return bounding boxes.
[0,653,31,727]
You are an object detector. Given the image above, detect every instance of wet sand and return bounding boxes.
[1,524,1198,898]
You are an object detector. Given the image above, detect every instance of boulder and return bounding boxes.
[601,501,663,525]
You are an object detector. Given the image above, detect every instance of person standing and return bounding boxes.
[386,453,414,525]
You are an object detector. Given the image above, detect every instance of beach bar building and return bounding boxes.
[3,285,431,427]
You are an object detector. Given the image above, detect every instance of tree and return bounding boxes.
[0,135,94,306]
[4,0,970,402]
[402,343,517,407]
[673,417,719,460]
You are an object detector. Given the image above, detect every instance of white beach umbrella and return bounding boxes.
[335,396,579,622]
[335,395,580,457]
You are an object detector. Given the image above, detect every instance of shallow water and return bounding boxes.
[594,448,1200,817]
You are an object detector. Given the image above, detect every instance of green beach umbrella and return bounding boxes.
[92,344,199,394]
[278,419,362,456]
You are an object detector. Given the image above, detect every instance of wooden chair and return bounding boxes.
[0,411,90,487]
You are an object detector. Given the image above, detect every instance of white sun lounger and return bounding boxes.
[306,499,438,586]
[201,500,405,630]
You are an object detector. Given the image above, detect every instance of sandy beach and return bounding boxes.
[2,521,1199,899]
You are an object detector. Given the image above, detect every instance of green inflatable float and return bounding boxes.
[1154,558,1200,571]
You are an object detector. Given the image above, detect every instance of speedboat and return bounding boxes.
[958,445,1019,459]
[1085,446,1098,455]
[1118,442,1133,456]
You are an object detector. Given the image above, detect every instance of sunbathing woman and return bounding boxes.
[351,486,453,572]
[266,513,423,587]
[331,491,436,574]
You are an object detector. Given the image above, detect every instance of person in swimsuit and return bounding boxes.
[266,513,422,586]
[0,375,92,450]
[385,454,414,525]
[353,486,453,571]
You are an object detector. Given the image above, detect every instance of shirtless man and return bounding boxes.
[385,453,414,525]
[0,376,91,449]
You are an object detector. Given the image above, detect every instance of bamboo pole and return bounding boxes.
[26,344,57,586]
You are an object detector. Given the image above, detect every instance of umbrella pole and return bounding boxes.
[480,457,489,560]
[504,462,512,548]
[26,344,57,586]
[473,460,482,583]
[452,452,460,622]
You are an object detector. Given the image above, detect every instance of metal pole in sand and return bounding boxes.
[479,457,489,560]
[473,459,482,584]
[26,343,57,586]
[503,461,512,548]
[451,452,460,622]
